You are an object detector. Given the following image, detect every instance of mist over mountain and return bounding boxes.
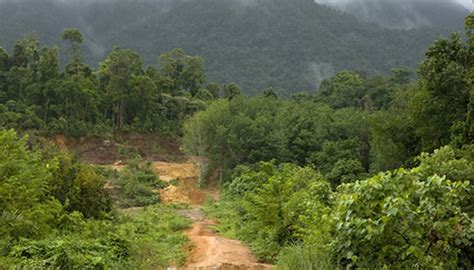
[316,0,471,30]
[0,0,469,93]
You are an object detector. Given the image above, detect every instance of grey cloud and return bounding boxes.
[315,0,471,30]
[316,0,472,10]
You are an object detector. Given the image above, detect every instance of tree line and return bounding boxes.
[0,29,241,137]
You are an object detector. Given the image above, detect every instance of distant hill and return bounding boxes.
[0,0,469,93]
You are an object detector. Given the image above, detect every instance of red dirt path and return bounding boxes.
[155,161,273,270]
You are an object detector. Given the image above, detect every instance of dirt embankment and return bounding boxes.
[53,133,184,164]
[155,161,219,205]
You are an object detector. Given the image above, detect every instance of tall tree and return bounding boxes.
[315,72,365,109]
[98,48,143,129]
[158,48,206,96]
[464,13,474,146]
[410,29,472,150]
[222,83,241,100]
[61,28,84,74]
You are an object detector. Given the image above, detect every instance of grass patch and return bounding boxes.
[201,199,241,240]
[276,245,336,270]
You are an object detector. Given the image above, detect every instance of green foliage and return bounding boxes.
[0,131,190,269]
[1,206,191,269]
[333,170,473,268]
[315,72,365,109]
[410,31,473,151]
[115,160,166,208]
[369,107,421,172]
[61,28,83,44]
[206,146,474,268]
[222,83,242,100]
[158,48,206,96]
[276,245,336,270]
[0,130,62,240]
[0,34,210,137]
[43,150,112,219]
[61,28,84,75]
[417,145,474,185]
[206,162,332,262]
[184,97,371,186]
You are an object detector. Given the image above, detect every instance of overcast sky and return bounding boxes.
[0,0,472,11]
[316,0,473,11]
[452,0,472,10]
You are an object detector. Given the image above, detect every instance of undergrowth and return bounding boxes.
[0,206,191,269]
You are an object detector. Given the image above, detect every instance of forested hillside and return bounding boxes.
[0,0,469,93]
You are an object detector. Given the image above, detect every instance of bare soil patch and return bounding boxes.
[52,133,184,164]
[178,207,273,270]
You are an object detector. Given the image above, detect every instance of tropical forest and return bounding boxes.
[0,0,473,269]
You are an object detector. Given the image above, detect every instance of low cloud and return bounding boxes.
[316,0,472,11]
[315,0,471,30]
[306,62,335,89]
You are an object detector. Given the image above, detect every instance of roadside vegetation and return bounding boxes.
[0,130,190,268]
[205,147,473,268]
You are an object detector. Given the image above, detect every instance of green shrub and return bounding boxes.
[208,147,474,268]
[333,169,473,268]
[44,148,112,219]
[2,206,191,269]
[0,130,63,240]
[116,159,167,208]
[206,162,332,262]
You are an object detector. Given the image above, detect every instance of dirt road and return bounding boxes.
[176,207,272,270]
[154,161,273,270]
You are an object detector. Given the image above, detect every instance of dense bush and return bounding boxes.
[0,207,191,269]
[207,146,474,268]
[333,166,472,268]
[183,97,372,186]
[205,162,332,262]
[0,130,63,241]
[44,149,112,219]
[115,160,167,208]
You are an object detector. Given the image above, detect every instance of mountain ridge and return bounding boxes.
[0,0,468,93]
